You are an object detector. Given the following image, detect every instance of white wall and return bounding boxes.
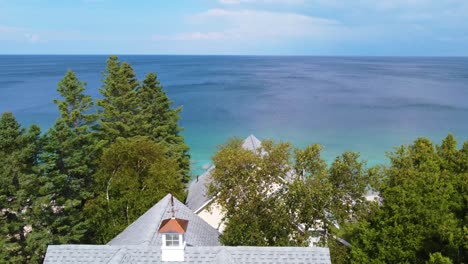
[197,201,226,233]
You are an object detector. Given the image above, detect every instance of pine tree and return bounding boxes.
[0,112,41,263]
[350,136,466,263]
[135,72,190,182]
[27,70,97,262]
[97,56,139,142]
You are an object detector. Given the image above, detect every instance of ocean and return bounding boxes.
[1,55,467,176]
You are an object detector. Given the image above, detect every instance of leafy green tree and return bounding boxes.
[209,138,370,249]
[0,112,41,263]
[350,135,467,264]
[85,136,185,243]
[427,252,453,264]
[135,72,190,182]
[208,138,302,246]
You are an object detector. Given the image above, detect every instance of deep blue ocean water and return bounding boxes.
[1,55,467,176]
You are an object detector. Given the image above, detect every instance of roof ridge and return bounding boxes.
[249,135,258,154]
[147,194,172,244]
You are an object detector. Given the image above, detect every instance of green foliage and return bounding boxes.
[134,72,190,182]
[350,135,467,264]
[85,136,185,243]
[0,57,190,261]
[427,252,453,264]
[97,57,190,182]
[97,56,139,141]
[210,138,370,251]
[0,112,41,263]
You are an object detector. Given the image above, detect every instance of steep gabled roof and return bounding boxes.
[107,194,220,247]
[186,135,263,213]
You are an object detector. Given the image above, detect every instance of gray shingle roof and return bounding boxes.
[107,194,220,247]
[186,166,214,212]
[44,245,331,264]
[186,135,262,212]
[241,134,262,154]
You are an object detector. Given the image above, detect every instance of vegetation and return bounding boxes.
[209,135,467,264]
[0,56,189,263]
[0,113,41,263]
[85,136,185,243]
[350,134,467,264]
[208,139,371,249]
[0,56,466,264]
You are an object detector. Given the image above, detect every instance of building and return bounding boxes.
[44,194,331,263]
[186,134,263,232]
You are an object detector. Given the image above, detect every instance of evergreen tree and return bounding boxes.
[97,56,190,183]
[26,70,98,262]
[350,136,467,263]
[97,56,139,142]
[0,112,41,263]
[135,72,190,182]
[85,136,185,243]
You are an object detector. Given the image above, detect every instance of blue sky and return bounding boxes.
[0,0,467,55]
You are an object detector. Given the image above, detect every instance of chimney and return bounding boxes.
[158,195,188,261]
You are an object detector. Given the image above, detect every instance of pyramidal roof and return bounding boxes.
[241,134,262,154]
[44,191,332,264]
[186,135,262,212]
[159,218,189,234]
[108,194,220,247]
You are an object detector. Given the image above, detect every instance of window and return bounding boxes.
[165,234,180,247]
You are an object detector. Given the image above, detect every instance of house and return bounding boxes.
[43,194,332,263]
[186,135,263,232]
[185,134,376,248]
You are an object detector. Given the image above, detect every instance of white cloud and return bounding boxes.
[24,33,41,43]
[152,32,226,41]
[152,8,349,44]
[0,25,43,43]
[0,25,21,33]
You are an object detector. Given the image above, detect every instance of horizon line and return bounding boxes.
[1,54,467,58]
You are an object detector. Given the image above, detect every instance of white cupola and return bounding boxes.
[158,196,189,261]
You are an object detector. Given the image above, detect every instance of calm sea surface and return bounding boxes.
[1,55,467,175]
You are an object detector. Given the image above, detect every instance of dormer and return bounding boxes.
[158,217,188,261]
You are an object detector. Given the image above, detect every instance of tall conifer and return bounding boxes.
[97,56,139,142]
[135,73,190,182]
[28,70,97,261]
[0,113,41,263]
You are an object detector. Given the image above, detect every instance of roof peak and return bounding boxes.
[242,134,262,153]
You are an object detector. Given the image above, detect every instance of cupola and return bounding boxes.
[158,195,189,261]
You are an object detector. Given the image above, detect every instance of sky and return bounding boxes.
[0,0,467,55]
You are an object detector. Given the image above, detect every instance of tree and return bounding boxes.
[134,72,190,182]
[0,112,41,263]
[25,70,98,262]
[97,57,190,183]
[97,56,139,142]
[209,138,370,249]
[350,135,467,264]
[85,136,185,243]
[208,138,301,246]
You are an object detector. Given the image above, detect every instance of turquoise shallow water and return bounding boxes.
[1,55,468,176]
